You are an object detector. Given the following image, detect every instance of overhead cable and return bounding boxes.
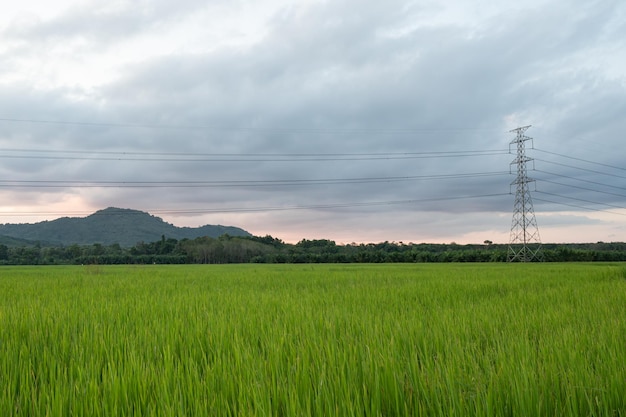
[533,197,626,217]
[535,169,626,192]
[0,171,509,188]
[0,193,509,217]
[534,159,626,180]
[0,117,500,134]
[535,148,625,172]
[535,191,626,212]
[0,150,509,162]
[536,178,626,200]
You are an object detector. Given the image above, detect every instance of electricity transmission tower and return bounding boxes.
[508,125,542,262]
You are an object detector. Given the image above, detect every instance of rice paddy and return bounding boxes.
[1,263,625,416]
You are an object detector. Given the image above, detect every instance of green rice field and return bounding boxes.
[1,263,625,416]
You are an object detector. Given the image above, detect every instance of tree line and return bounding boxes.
[1,235,625,265]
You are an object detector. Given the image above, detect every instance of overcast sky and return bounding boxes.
[0,0,625,244]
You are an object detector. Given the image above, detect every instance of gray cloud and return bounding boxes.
[0,0,624,242]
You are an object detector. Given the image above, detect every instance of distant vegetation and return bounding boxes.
[1,207,623,264]
[1,234,625,264]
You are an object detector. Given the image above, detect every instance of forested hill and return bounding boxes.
[0,207,251,247]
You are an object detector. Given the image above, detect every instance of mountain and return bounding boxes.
[0,207,251,247]
[0,234,40,247]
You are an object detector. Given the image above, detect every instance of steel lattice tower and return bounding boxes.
[508,125,542,262]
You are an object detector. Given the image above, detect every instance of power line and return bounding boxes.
[0,193,510,217]
[536,191,626,212]
[0,117,500,134]
[533,197,626,217]
[0,147,507,157]
[0,123,623,234]
[535,169,626,192]
[535,158,626,180]
[0,148,508,158]
[535,148,625,172]
[0,171,509,188]
[536,178,626,200]
[0,150,509,162]
[531,150,626,216]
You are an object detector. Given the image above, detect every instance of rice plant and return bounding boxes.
[0,263,624,416]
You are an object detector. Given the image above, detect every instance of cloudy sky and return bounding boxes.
[0,0,625,244]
